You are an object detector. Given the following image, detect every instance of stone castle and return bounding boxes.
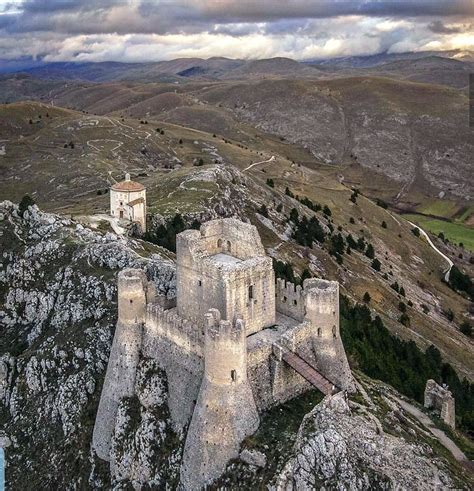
[93,218,355,489]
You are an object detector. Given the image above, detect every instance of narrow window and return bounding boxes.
[198,280,202,286]
[248,285,254,300]
[332,325,337,338]
[217,238,223,248]
[283,296,287,303]
[317,327,321,337]
[227,240,231,252]
[231,369,237,382]
[293,300,297,306]
[130,299,133,304]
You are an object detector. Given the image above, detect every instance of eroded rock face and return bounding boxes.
[277,393,453,490]
[0,201,175,489]
[110,360,183,489]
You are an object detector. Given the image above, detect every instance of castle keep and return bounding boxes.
[93,218,355,489]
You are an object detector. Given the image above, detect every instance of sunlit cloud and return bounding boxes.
[0,1,472,62]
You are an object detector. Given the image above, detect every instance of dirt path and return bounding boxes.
[394,396,466,462]
[243,155,275,171]
[407,221,453,281]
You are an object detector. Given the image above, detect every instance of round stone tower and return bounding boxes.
[180,309,259,489]
[92,268,147,461]
[303,278,355,392]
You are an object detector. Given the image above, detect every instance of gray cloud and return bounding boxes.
[0,0,472,62]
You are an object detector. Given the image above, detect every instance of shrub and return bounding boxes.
[460,321,472,337]
[276,203,283,213]
[323,205,332,216]
[19,195,35,217]
[266,178,274,188]
[381,221,387,229]
[371,258,381,271]
[365,244,375,259]
[258,204,269,217]
[411,227,420,237]
[363,292,371,303]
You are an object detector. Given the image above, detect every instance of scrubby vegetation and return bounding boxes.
[144,214,200,252]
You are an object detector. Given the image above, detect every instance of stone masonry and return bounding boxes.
[93,218,355,489]
[424,379,456,428]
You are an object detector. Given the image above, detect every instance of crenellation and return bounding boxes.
[94,217,355,489]
[275,278,305,321]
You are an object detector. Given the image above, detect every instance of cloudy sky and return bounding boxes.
[0,0,473,63]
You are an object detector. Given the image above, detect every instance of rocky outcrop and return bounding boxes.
[277,393,455,490]
[0,201,175,489]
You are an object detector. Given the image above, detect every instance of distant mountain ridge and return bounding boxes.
[0,49,471,88]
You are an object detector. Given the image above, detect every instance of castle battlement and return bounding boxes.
[205,308,246,341]
[145,303,204,355]
[275,278,305,321]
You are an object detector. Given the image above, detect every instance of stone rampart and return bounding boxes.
[145,304,203,356]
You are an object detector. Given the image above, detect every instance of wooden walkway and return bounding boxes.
[282,351,338,395]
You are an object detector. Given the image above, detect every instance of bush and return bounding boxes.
[19,195,35,217]
[322,205,332,216]
[363,292,371,303]
[258,204,269,217]
[460,321,472,337]
[399,313,410,326]
[376,198,388,209]
[285,187,294,198]
[266,178,274,188]
[411,227,420,237]
[276,203,283,213]
[371,258,381,271]
[365,244,375,259]
[448,266,474,300]
[381,221,387,229]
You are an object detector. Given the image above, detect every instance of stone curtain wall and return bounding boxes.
[275,278,305,321]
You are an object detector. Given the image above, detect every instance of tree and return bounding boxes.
[266,178,274,188]
[19,195,35,217]
[363,292,371,303]
[258,204,268,217]
[179,139,183,144]
[365,243,375,259]
[399,286,406,297]
[398,301,407,313]
[411,227,420,237]
[289,208,299,223]
[346,234,357,249]
[371,258,381,271]
[323,205,332,216]
[381,221,387,229]
[276,203,283,213]
[460,321,472,337]
[285,187,294,198]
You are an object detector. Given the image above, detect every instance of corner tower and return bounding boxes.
[92,269,147,460]
[303,278,355,392]
[176,218,275,335]
[180,309,259,489]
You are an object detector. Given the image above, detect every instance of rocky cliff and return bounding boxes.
[0,203,472,489]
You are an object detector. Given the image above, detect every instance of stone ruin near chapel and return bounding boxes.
[93,218,355,489]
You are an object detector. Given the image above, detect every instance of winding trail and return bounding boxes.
[394,396,468,464]
[243,155,275,172]
[407,220,453,282]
